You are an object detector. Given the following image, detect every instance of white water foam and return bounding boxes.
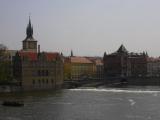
[128,99,136,106]
[69,88,160,94]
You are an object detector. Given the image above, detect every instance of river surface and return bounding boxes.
[0,86,160,120]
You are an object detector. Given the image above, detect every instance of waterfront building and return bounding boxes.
[147,57,160,77]
[94,58,104,80]
[13,51,63,90]
[6,50,18,81]
[87,57,104,80]
[103,45,130,77]
[64,56,95,81]
[64,57,71,80]
[103,44,148,78]
[13,17,63,90]
[128,52,148,77]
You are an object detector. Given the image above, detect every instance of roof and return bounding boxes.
[45,52,60,61]
[117,44,128,53]
[18,51,38,61]
[147,57,160,62]
[18,51,60,61]
[109,44,128,56]
[23,37,37,42]
[86,57,103,65]
[94,59,103,65]
[71,57,93,64]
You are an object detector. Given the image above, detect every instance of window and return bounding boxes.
[42,79,45,84]
[46,70,49,76]
[32,79,35,85]
[42,70,44,76]
[38,79,41,84]
[38,70,41,76]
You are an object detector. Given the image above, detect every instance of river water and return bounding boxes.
[0,86,160,120]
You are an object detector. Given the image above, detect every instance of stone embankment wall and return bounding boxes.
[105,77,160,86]
[127,77,160,86]
[0,85,22,93]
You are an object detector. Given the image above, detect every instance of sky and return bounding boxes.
[1,0,160,57]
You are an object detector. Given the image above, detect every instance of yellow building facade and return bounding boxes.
[64,56,95,81]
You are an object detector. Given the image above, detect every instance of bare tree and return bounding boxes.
[0,44,7,61]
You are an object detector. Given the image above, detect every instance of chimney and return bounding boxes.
[38,45,40,53]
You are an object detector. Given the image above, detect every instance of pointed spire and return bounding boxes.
[145,51,148,57]
[26,16,33,38]
[71,50,73,57]
[61,52,63,56]
[29,15,31,26]
[103,52,107,57]
[117,44,128,54]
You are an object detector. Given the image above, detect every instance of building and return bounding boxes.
[94,58,104,80]
[64,56,95,81]
[103,45,130,77]
[6,50,18,79]
[103,44,148,78]
[129,52,148,77]
[13,51,63,90]
[87,57,104,80]
[147,57,160,77]
[13,17,63,90]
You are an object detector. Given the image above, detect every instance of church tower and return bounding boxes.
[22,17,37,52]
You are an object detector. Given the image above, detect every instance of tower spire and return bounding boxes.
[23,16,37,52]
[26,16,33,38]
[71,50,73,57]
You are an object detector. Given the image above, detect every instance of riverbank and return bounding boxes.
[1,77,160,93]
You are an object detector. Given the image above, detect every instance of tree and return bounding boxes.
[0,44,7,60]
[0,44,12,84]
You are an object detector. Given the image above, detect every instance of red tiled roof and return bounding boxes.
[18,51,60,61]
[86,57,103,65]
[18,51,37,61]
[45,52,59,61]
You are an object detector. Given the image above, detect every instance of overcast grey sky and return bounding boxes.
[1,0,160,56]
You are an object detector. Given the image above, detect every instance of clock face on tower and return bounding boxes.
[29,42,35,49]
